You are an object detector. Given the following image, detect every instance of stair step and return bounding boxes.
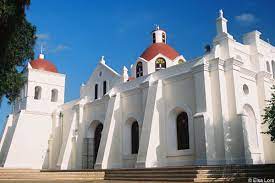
[104,169,275,174]
[0,164,274,182]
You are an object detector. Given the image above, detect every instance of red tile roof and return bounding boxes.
[30,58,58,73]
[140,43,179,61]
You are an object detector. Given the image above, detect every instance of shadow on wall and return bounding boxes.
[204,108,257,182]
[106,107,121,168]
[204,114,216,164]
[42,148,49,169]
[219,103,262,165]
[0,115,19,166]
[154,97,165,167]
[199,106,257,166]
[42,111,77,170]
[242,118,252,164]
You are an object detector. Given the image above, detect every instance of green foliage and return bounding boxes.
[262,85,275,142]
[0,0,36,104]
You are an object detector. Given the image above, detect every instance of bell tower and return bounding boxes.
[12,53,66,114]
[0,53,66,169]
[152,25,167,44]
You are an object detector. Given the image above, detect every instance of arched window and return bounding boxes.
[162,32,166,43]
[131,121,139,154]
[266,61,271,72]
[176,112,189,150]
[178,59,184,64]
[94,84,98,100]
[136,62,143,78]
[152,33,156,43]
[155,57,166,71]
[272,61,275,78]
[103,81,107,95]
[34,86,42,100]
[51,89,58,102]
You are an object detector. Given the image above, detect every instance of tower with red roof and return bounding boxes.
[131,25,186,78]
[0,53,65,169]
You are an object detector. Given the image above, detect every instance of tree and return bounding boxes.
[262,85,275,142]
[0,0,36,103]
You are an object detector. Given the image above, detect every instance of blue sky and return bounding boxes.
[0,0,275,131]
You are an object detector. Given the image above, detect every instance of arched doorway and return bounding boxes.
[242,105,260,163]
[83,121,103,169]
[93,123,103,165]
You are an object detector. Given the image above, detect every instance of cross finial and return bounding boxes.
[100,55,105,64]
[219,9,224,18]
[39,43,45,59]
[40,44,43,54]
[154,24,160,30]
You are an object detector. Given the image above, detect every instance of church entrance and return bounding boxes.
[82,122,103,169]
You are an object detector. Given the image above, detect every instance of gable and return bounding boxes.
[86,62,120,86]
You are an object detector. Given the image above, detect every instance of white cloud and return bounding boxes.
[35,33,70,54]
[51,44,70,53]
[235,13,257,24]
[36,33,50,40]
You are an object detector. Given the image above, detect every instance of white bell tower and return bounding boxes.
[152,25,167,44]
[0,54,66,169]
[12,53,66,114]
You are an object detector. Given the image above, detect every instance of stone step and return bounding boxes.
[0,172,104,175]
[0,169,40,173]
[104,168,275,174]
[0,174,104,178]
[103,167,275,173]
[105,171,274,176]
[0,164,274,182]
[0,174,104,179]
[104,176,249,182]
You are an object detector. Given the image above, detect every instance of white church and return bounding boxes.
[0,10,275,170]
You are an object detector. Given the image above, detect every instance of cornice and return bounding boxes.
[240,67,257,79]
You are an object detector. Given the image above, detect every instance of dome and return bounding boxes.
[140,43,180,61]
[30,54,58,73]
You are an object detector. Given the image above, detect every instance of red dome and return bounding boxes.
[140,43,180,61]
[30,58,58,73]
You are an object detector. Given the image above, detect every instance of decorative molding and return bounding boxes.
[256,71,272,81]
[23,110,52,116]
[240,67,257,79]
[163,72,193,85]
[121,87,142,98]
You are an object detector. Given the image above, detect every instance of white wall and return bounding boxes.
[4,111,52,169]
[80,62,120,100]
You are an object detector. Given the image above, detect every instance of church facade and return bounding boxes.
[0,10,275,170]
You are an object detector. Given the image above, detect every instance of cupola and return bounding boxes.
[30,53,58,73]
[140,26,180,61]
[152,25,166,44]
